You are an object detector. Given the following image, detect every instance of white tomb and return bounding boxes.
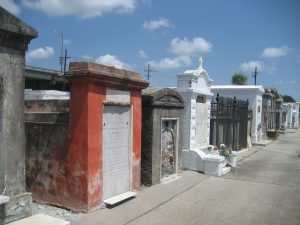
[211,85,265,144]
[176,58,227,176]
[282,102,300,128]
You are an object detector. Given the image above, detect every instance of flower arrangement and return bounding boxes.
[218,144,232,163]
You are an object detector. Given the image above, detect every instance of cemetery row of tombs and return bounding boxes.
[24,61,299,212]
[1,7,299,223]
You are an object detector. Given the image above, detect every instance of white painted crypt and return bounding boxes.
[176,58,228,176]
[282,102,300,128]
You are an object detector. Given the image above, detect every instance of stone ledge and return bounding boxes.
[0,192,32,224]
[104,192,137,206]
[0,195,10,204]
[203,154,225,162]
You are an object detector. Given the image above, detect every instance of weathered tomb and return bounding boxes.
[24,93,69,210]
[66,62,148,211]
[141,88,184,185]
[0,7,37,223]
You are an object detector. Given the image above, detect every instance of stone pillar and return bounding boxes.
[0,7,37,224]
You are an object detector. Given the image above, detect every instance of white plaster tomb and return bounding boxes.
[176,58,227,176]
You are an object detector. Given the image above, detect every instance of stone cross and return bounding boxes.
[198,57,203,70]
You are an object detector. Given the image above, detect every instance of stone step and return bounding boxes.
[222,167,231,175]
[7,214,70,225]
[0,195,9,204]
[104,191,137,205]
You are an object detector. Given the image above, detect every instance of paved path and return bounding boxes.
[73,128,300,225]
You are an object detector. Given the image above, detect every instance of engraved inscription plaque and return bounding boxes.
[103,106,131,200]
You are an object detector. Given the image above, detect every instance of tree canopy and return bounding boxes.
[282,95,296,103]
[231,73,248,85]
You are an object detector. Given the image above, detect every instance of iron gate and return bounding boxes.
[210,93,251,151]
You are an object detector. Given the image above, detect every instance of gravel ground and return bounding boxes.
[32,202,83,223]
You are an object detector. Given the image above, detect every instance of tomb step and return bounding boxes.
[7,214,69,225]
[104,191,137,205]
[222,167,231,175]
[0,195,9,204]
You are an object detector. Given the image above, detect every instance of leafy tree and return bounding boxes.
[231,73,248,85]
[282,95,296,103]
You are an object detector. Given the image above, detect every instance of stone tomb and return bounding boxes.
[141,88,184,185]
[67,62,148,211]
[0,7,37,223]
[282,102,300,128]
[176,59,227,176]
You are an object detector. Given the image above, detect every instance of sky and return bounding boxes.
[1,0,300,101]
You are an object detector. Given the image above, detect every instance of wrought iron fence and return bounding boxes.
[210,93,251,151]
[262,111,277,131]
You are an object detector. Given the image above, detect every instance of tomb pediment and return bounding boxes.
[157,95,181,104]
[177,58,213,91]
[142,88,184,107]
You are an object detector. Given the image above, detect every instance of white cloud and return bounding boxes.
[291,80,296,84]
[261,46,290,58]
[21,0,137,19]
[95,54,130,69]
[147,56,192,70]
[240,61,264,73]
[137,50,148,59]
[145,36,212,71]
[0,0,21,15]
[170,37,213,57]
[143,18,172,31]
[26,46,55,60]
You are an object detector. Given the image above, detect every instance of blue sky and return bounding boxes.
[1,0,300,100]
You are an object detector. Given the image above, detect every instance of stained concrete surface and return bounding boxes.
[7,214,69,225]
[72,128,300,225]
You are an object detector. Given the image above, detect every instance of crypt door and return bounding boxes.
[102,105,131,200]
[196,96,208,148]
[161,119,177,180]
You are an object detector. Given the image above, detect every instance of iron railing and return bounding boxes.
[210,93,251,151]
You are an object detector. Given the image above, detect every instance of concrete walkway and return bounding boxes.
[73,128,300,225]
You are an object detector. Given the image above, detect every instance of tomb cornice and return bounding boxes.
[67,63,149,90]
[176,88,213,96]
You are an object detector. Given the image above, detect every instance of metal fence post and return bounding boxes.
[232,96,237,151]
[216,93,220,147]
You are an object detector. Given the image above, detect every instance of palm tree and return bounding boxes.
[231,72,248,85]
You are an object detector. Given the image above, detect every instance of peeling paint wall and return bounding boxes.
[66,62,148,211]
[25,63,148,212]
[25,100,69,208]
